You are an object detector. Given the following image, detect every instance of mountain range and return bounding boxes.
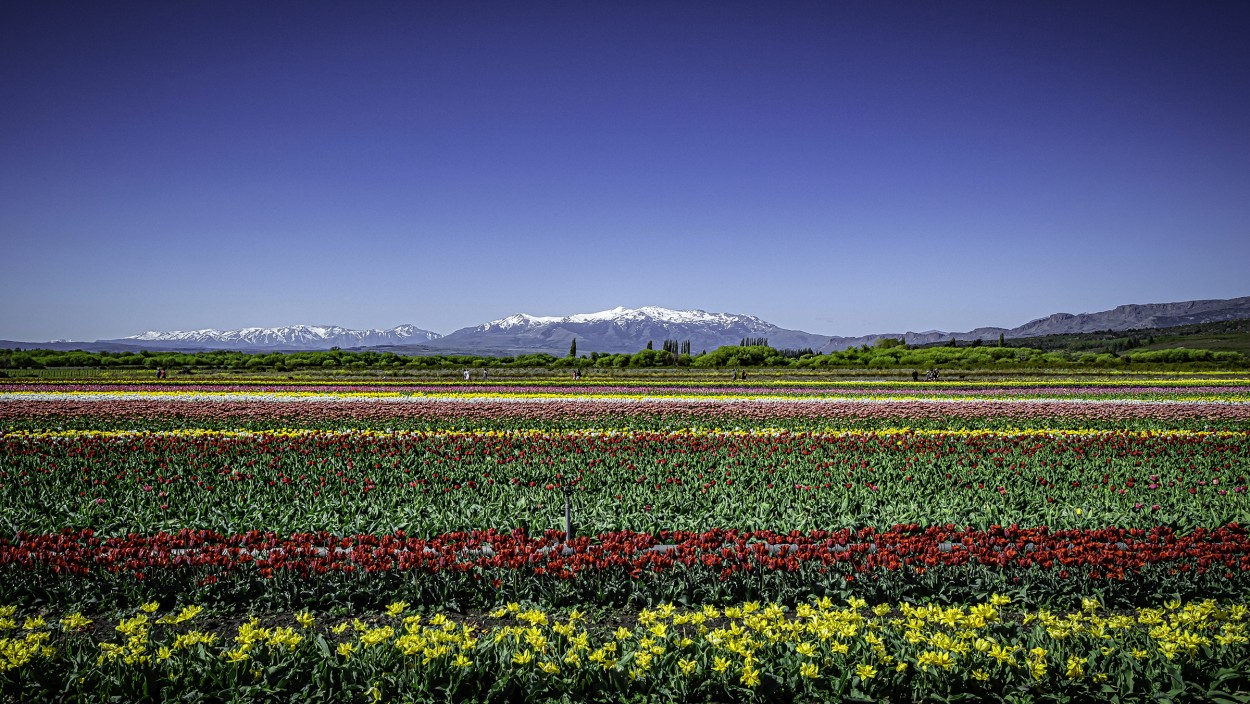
[4,296,1249,355]
[121,324,442,351]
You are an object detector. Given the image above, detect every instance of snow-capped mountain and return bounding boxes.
[473,306,763,332]
[107,324,442,351]
[431,306,830,355]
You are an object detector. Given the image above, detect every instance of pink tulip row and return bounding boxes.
[3,398,1249,423]
[5,382,1246,396]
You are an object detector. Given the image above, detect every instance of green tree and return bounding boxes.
[568,338,577,358]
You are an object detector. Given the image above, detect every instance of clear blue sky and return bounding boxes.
[2,1,1248,341]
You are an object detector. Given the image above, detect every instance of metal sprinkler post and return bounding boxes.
[562,485,575,542]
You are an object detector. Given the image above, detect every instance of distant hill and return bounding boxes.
[980,317,1250,357]
[818,296,1250,352]
[1009,297,1250,336]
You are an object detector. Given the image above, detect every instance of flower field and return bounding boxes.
[2,377,1249,701]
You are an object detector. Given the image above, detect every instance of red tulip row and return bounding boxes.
[5,525,1248,582]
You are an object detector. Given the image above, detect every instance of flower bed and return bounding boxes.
[3,598,1247,702]
[4,376,1250,700]
[2,429,1246,535]
[4,526,1249,611]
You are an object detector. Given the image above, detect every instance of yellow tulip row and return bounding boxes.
[5,598,1247,689]
[5,389,1249,402]
[6,426,1245,441]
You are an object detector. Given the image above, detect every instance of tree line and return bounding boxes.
[1,338,1245,374]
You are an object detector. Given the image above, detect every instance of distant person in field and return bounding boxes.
[912,370,919,382]
[463,370,470,381]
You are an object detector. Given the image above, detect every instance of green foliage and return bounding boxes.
[2,334,1247,375]
[1129,348,1243,364]
[628,349,667,367]
[795,344,1246,371]
[691,345,775,367]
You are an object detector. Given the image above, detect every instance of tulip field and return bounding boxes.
[2,377,1250,702]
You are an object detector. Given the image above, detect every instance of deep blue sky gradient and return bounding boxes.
[2,1,1248,340]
